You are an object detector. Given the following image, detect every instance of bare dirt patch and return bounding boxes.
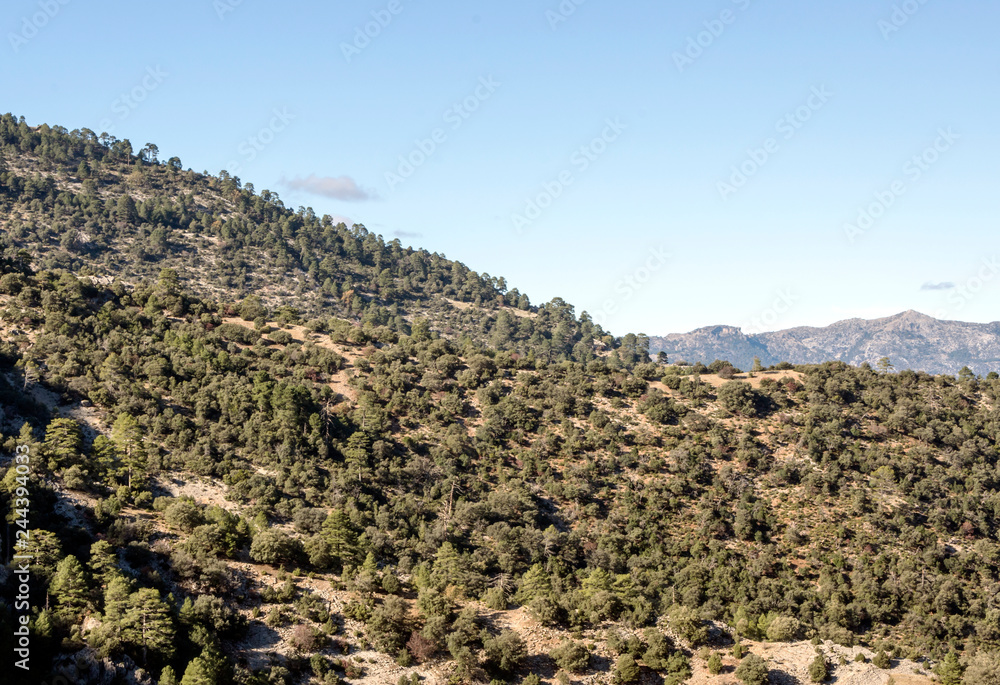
[682,639,934,685]
[156,474,240,514]
[444,298,537,319]
[693,370,804,389]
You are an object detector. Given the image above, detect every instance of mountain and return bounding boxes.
[1,114,995,685]
[650,310,1000,375]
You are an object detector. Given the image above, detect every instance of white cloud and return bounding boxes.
[282,174,374,201]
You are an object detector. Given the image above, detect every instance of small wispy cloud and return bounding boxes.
[282,174,374,201]
[393,230,423,239]
[921,282,955,291]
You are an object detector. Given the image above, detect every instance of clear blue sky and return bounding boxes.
[4,0,999,336]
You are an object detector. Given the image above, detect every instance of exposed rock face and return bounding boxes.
[650,310,1000,375]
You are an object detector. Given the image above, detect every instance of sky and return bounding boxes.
[3,0,999,337]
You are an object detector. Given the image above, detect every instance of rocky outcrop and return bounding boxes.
[650,311,1000,375]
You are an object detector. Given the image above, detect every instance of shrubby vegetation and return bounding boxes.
[2,114,1000,682]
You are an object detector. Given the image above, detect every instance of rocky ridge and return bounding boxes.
[650,311,1000,375]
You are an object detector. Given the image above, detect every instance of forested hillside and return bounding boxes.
[0,113,629,367]
[2,115,1000,685]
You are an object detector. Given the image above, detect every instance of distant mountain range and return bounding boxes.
[649,310,1000,376]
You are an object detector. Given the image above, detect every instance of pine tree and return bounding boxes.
[50,555,90,623]
[178,596,196,626]
[304,535,334,569]
[91,435,124,485]
[343,430,371,482]
[180,657,213,685]
[92,575,133,656]
[88,540,118,583]
[195,643,230,683]
[123,589,175,664]
[34,609,54,639]
[111,413,145,489]
[10,526,61,582]
[430,541,463,590]
[321,508,359,566]
[31,608,57,672]
[353,551,381,594]
[104,575,133,621]
[936,651,963,685]
[516,563,552,604]
[43,418,83,470]
[159,666,179,685]
[582,567,613,597]
[116,194,139,224]
[362,550,379,575]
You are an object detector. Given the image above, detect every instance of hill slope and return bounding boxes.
[0,113,626,367]
[1,114,997,685]
[651,310,1000,376]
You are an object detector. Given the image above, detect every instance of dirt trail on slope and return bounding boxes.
[222,317,361,402]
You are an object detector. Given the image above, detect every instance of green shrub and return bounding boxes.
[550,639,589,673]
[735,654,769,685]
[765,615,801,642]
[667,605,708,646]
[809,654,828,683]
[962,651,1000,685]
[717,381,762,417]
[612,654,641,684]
[482,629,527,675]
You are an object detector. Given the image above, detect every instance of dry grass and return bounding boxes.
[691,369,805,389]
[444,297,537,319]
